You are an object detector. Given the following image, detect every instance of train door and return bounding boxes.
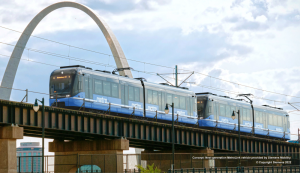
[84,76,93,99]
[287,115,290,131]
[121,84,128,105]
[197,97,206,118]
[214,102,219,121]
[262,112,267,129]
[283,115,289,132]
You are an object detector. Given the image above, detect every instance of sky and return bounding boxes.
[0,0,300,154]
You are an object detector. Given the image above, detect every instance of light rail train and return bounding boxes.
[49,65,290,140]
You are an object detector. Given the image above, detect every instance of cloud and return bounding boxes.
[1,0,300,138]
[81,0,172,14]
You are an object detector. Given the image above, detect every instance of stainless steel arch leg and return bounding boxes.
[0,1,132,100]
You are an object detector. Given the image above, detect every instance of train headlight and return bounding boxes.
[50,96,54,99]
[66,95,70,98]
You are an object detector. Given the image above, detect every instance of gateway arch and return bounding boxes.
[0,1,133,100]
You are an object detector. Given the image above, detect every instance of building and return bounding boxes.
[17,142,42,172]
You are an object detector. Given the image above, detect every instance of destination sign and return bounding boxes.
[52,76,70,79]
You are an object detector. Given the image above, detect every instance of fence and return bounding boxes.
[16,152,300,173]
[172,165,300,173]
[17,155,54,173]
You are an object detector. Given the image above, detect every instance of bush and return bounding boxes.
[136,163,164,173]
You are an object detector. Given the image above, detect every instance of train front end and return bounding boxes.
[49,66,83,108]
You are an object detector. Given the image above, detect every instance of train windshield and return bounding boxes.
[50,74,75,97]
[197,97,207,118]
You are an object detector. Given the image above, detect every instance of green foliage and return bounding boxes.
[136,163,164,173]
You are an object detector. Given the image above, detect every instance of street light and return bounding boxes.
[33,98,45,173]
[165,103,175,172]
[232,110,241,170]
[237,94,255,135]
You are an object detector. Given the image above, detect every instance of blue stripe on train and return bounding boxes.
[197,115,290,140]
[49,94,197,125]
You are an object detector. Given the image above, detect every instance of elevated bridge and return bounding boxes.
[0,99,299,172]
[0,99,299,152]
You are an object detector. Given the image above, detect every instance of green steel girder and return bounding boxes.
[0,99,300,153]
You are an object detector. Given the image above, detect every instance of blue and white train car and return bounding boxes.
[49,65,197,124]
[196,92,290,140]
[48,65,290,140]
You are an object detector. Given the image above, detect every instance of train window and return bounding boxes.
[273,114,277,126]
[190,97,194,116]
[260,112,263,123]
[269,114,273,125]
[84,77,93,99]
[111,83,118,98]
[134,87,140,102]
[247,110,251,121]
[103,81,111,96]
[214,102,219,117]
[255,111,258,122]
[259,112,261,123]
[257,112,262,123]
[94,80,103,95]
[72,75,82,96]
[89,78,93,99]
[148,90,153,104]
[167,94,172,105]
[84,78,89,97]
[180,96,185,109]
[277,116,282,127]
[219,104,225,117]
[207,101,212,114]
[173,95,179,108]
[129,86,134,101]
[161,92,165,111]
[242,109,246,121]
[287,116,290,129]
[125,85,128,105]
[226,105,231,117]
[121,85,125,104]
[153,91,158,105]
[158,92,162,110]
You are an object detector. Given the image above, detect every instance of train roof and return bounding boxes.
[196,92,288,114]
[52,66,195,95]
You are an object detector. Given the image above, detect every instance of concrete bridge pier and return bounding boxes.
[0,126,23,173]
[49,139,129,173]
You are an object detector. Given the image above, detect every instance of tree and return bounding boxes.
[136,163,163,173]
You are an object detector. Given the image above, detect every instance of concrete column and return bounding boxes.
[49,139,129,173]
[0,126,23,173]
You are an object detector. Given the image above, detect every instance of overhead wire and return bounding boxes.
[0,39,295,105]
[0,25,174,70]
[0,25,298,99]
[2,26,300,137]
[0,50,292,106]
[0,26,299,105]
